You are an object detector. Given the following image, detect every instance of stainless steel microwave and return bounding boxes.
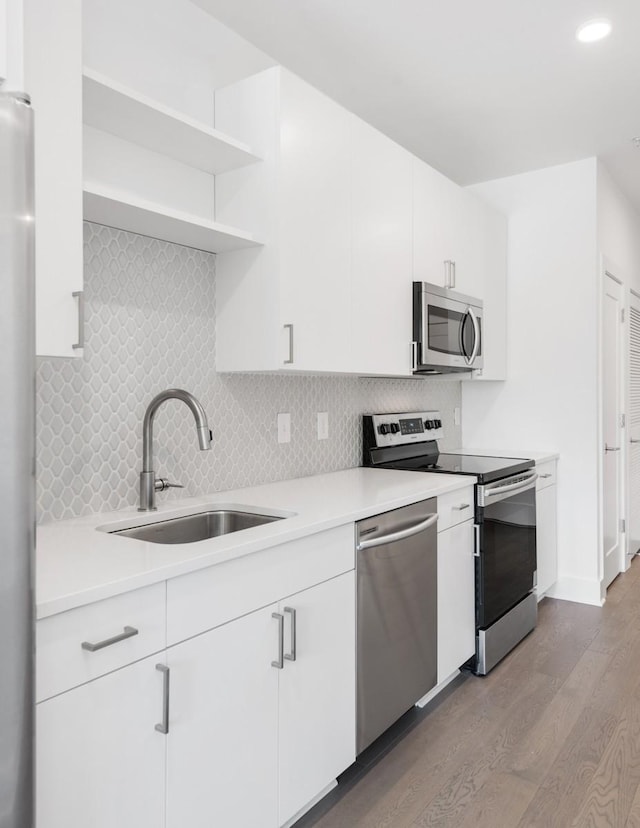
[412,282,483,374]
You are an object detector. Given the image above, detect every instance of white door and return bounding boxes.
[437,521,476,683]
[279,71,353,372]
[278,572,356,826]
[628,291,640,554]
[602,272,625,588]
[166,605,279,828]
[412,159,455,288]
[351,119,413,376]
[37,656,166,828]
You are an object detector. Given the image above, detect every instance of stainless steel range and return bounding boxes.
[363,411,538,675]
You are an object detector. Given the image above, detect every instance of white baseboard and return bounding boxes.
[545,576,603,606]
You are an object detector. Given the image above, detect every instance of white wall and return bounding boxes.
[597,162,640,292]
[462,158,601,604]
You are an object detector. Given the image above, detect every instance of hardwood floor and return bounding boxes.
[300,558,640,828]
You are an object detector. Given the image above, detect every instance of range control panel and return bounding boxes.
[364,411,444,448]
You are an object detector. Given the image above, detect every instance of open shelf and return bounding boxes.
[83,185,263,254]
[83,68,261,175]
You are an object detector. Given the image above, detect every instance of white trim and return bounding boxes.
[415,669,461,708]
[546,576,604,606]
[280,780,338,828]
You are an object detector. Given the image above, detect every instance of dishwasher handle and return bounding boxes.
[357,513,438,551]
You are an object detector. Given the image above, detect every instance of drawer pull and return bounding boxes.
[81,625,139,652]
[453,503,470,511]
[539,473,552,479]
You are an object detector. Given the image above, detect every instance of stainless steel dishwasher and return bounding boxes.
[356,498,438,754]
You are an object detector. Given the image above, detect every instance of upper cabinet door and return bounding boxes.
[23,0,83,357]
[278,72,353,372]
[351,120,413,376]
[452,189,486,298]
[413,159,455,288]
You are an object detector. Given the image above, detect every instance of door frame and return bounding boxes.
[626,288,640,559]
[597,257,628,597]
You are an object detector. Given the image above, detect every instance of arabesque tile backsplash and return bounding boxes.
[36,223,462,523]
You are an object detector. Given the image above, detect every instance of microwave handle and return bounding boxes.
[464,307,481,366]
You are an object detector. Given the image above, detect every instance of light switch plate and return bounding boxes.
[277,412,291,444]
[317,411,329,440]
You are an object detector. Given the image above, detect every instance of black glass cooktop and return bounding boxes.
[380,452,533,485]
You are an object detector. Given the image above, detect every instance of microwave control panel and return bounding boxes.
[364,411,444,448]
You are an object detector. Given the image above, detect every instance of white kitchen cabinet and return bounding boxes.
[536,460,558,598]
[166,604,279,828]
[215,67,353,373]
[350,119,413,376]
[413,157,507,381]
[278,571,356,825]
[23,0,83,357]
[37,655,166,828]
[437,519,475,683]
[0,0,7,82]
[166,571,356,828]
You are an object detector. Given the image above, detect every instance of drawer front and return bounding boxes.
[437,486,475,533]
[37,582,166,702]
[536,460,557,490]
[167,524,355,645]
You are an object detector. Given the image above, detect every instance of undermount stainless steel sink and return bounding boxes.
[110,509,284,545]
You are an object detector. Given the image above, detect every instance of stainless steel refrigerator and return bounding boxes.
[0,91,35,827]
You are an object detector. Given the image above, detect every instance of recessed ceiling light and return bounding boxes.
[576,18,612,43]
[632,137,640,148]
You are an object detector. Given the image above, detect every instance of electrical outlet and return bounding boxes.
[317,411,329,440]
[277,412,291,444]
[454,407,461,426]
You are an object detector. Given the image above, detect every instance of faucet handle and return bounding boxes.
[155,478,184,492]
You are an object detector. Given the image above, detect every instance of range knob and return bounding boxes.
[390,423,400,434]
[434,419,442,429]
[378,423,391,435]
[424,420,434,430]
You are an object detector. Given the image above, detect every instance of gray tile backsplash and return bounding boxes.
[36,223,462,523]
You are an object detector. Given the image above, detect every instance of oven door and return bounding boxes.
[475,472,537,629]
[414,285,483,373]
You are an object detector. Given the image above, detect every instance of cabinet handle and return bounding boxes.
[72,290,84,350]
[452,261,456,289]
[539,473,552,479]
[453,503,470,511]
[154,664,170,735]
[444,260,452,288]
[411,341,418,371]
[81,625,138,652]
[271,612,284,669]
[474,524,480,558]
[283,324,294,364]
[284,607,297,662]
[605,444,621,452]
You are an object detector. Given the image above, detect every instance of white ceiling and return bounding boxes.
[193,0,640,213]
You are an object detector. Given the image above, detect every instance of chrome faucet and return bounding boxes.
[139,389,212,511]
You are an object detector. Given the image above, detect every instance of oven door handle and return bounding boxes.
[357,513,438,551]
[483,472,538,500]
[463,307,481,366]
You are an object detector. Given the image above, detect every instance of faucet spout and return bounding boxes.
[139,389,212,511]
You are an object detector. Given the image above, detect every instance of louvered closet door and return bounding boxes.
[629,292,640,554]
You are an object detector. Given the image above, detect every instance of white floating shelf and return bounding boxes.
[83,185,262,254]
[82,68,261,175]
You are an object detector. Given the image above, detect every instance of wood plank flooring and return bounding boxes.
[299,558,640,828]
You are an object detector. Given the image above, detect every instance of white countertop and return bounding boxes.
[450,447,559,464]
[37,467,474,619]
